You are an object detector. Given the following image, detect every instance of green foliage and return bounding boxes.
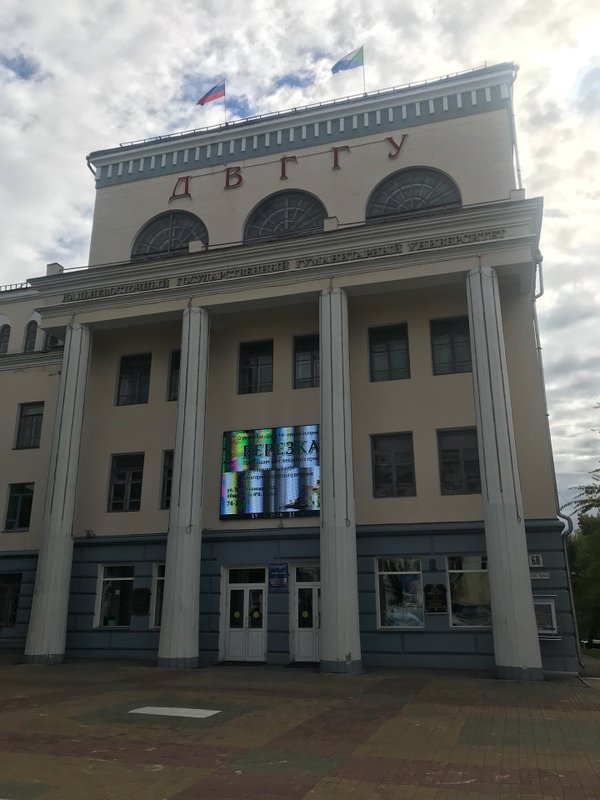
[568,467,600,515]
[568,514,600,646]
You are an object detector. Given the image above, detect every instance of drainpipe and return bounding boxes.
[532,253,584,669]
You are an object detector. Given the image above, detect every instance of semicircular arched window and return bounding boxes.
[24,321,38,353]
[366,168,461,220]
[0,324,10,355]
[131,211,208,260]
[244,191,327,243]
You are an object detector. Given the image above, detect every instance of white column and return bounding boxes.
[467,266,543,680]
[158,306,209,668]
[25,322,91,663]
[319,287,362,673]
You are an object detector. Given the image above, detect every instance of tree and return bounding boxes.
[568,466,600,515]
[567,514,600,647]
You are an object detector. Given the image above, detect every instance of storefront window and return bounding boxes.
[377,558,423,628]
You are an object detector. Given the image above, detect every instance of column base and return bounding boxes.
[23,653,64,665]
[157,656,199,669]
[320,659,362,675]
[496,664,544,681]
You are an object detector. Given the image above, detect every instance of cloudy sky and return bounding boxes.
[0,0,598,511]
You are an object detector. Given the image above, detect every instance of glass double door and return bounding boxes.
[225,568,266,662]
[292,565,321,662]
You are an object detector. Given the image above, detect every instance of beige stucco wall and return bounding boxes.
[88,109,515,267]
[0,361,60,550]
[75,321,179,537]
[59,276,556,541]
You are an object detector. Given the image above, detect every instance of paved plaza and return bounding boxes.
[0,655,599,799]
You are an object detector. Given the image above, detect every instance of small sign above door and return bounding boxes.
[268,563,289,591]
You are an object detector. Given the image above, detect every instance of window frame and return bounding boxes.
[375,557,424,629]
[446,555,492,628]
[23,321,38,353]
[151,563,166,628]
[0,324,10,355]
[293,334,319,389]
[160,450,174,510]
[167,350,181,402]
[533,596,559,637]
[368,324,410,382]
[107,453,144,513]
[0,573,22,627]
[371,432,416,498]
[4,483,34,531]
[116,353,152,406]
[238,340,273,394]
[15,402,44,450]
[430,316,472,376]
[94,564,135,628]
[437,428,481,495]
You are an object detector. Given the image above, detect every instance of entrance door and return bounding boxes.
[225,568,266,662]
[292,565,320,662]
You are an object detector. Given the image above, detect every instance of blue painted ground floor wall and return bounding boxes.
[0,520,580,673]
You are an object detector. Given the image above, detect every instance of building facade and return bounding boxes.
[0,63,578,677]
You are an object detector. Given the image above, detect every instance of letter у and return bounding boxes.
[385,134,409,159]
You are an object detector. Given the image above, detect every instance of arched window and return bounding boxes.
[131,211,208,260]
[0,324,10,354]
[366,168,461,220]
[244,191,327,243]
[24,321,38,353]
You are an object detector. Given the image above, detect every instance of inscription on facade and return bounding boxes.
[60,228,507,303]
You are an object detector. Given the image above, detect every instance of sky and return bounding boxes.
[0,0,598,513]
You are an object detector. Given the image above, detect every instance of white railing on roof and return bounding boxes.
[118,63,491,149]
[0,281,31,292]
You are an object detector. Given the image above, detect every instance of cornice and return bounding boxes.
[29,197,542,322]
[0,350,63,372]
[88,64,516,189]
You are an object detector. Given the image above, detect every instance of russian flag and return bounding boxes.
[197,79,225,106]
[331,47,364,74]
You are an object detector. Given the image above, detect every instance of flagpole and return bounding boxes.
[224,77,227,124]
[362,46,366,94]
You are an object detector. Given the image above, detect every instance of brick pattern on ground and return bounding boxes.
[0,658,600,799]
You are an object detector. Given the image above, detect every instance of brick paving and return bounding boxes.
[0,656,599,799]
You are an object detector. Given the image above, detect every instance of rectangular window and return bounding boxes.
[239,340,273,394]
[15,402,44,449]
[431,317,472,375]
[161,450,173,510]
[377,558,423,628]
[294,335,319,389]
[0,573,22,626]
[168,350,180,401]
[369,324,410,381]
[5,483,34,530]
[372,433,416,497]
[447,555,491,627]
[117,354,151,405]
[97,565,134,627]
[438,428,481,494]
[533,597,558,636]
[152,563,166,627]
[108,454,144,512]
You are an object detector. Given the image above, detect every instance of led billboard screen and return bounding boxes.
[221,425,319,519]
